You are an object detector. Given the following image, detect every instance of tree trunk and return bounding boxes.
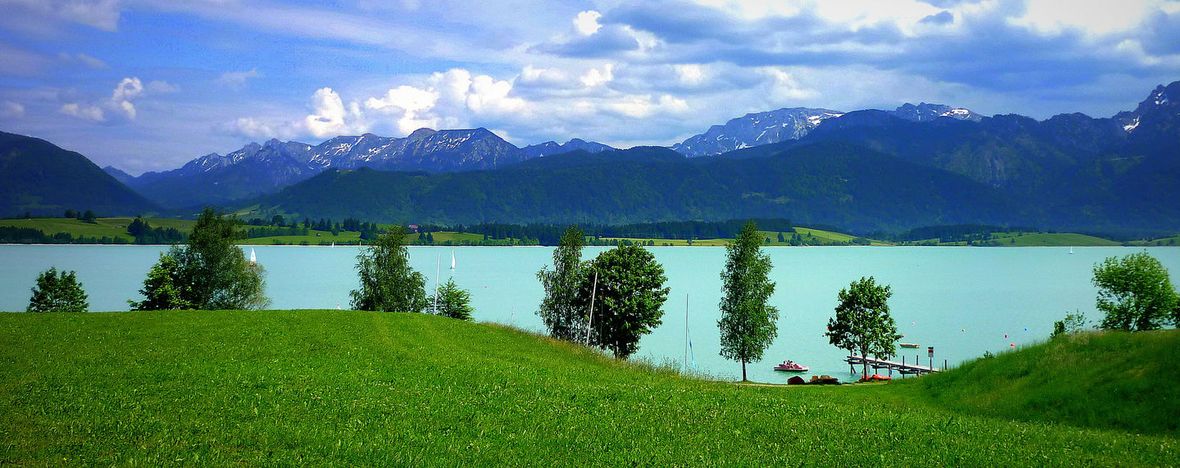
[741,359,747,382]
[861,347,869,379]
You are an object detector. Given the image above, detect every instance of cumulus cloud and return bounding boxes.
[1,100,25,119]
[573,10,603,35]
[579,63,614,87]
[365,85,440,133]
[110,76,143,119]
[58,76,176,123]
[305,87,367,138]
[217,68,261,89]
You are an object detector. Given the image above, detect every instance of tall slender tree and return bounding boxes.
[718,221,779,381]
[351,225,427,312]
[537,226,587,341]
[825,276,901,379]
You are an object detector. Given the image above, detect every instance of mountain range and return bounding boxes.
[113,129,616,208]
[3,80,1178,234]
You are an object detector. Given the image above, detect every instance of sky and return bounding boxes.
[0,0,1178,174]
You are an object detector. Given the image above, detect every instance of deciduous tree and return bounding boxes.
[27,267,88,312]
[825,276,901,379]
[1093,252,1179,331]
[718,221,779,382]
[578,244,669,359]
[537,226,588,341]
[351,226,427,312]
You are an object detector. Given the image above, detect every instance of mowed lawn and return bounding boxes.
[0,311,1175,465]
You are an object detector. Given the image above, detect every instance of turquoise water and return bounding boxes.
[1,245,1177,383]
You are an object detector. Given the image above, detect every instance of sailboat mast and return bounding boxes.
[584,271,598,346]
[684,293,689,373]
[434,253,440,314]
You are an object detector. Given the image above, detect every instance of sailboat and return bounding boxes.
[249,248,257,264]
[450,249,456,270]
[1069,246,1075,255]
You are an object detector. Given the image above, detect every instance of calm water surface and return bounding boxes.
[2,245,1177,383]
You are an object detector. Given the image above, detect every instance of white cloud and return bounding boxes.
[58,52,108,69]
[217,68,261,89]
[3,0,122,31]
[762,68,817,101]
[580,63,614,87]
[675,64,706,86]
[60,102,105,122]
[304,87,367,138]
[1010,0,1164,36]
[0,100,25,119]
[224,117,295,140]
[145,80,179,94]
[607,93,689,118]
[467,74,526,114]
[365,85,441,133]
[111,76,143,119]
[573,10,603,36]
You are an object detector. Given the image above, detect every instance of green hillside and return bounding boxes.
[0,311,1174,465]
[895,331,1180,435]
[0,132,157,217]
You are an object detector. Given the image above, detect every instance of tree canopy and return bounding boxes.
[718,221,779,382]
[27,267,88,313]
[825,276,901,378]
[351,225,427,312]
[578,244,669,359]
[1093,252,1179,331]
[130,208,268,310]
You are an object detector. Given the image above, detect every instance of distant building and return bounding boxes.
[408,224,419,233]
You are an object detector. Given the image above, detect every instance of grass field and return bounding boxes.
[987,232,1121,247]
[0,311,1175,464]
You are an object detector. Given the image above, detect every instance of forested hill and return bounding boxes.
[250,143,1025,232]
[0,132,157,218]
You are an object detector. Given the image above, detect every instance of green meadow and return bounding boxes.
[0,310,1175,465]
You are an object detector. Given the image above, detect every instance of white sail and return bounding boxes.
[450,249,456,270]
[249,248,256,264]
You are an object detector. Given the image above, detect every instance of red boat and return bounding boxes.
[773,360,809,372]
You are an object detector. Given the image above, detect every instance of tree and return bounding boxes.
[536,226,588,341]
[435,278,473,321]
[80,210,96,223]
[825,277,901,379]
[27,267,88,312]
[578,244,669,359]
[777,231,785,243]
[131,208,268,310]
[1092,251,1179,331]
[1051,311,1088,339]
[351,225,427,312]
[718,221,779,381]
[129,252,191,310]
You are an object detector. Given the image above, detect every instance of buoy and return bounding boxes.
[1010,343,1015,348]
[1004,333,1008,339]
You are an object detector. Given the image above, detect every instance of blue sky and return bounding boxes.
[0,0,1178,174]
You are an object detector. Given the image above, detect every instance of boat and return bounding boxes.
[1069,246,1074,254]
[249,248,256,264]
[450,249,456,270]
[773,360,809,372]
[900,342,919,348]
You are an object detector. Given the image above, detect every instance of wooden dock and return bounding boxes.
[845,355,942,376]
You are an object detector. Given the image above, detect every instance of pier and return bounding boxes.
[845,355,943,376]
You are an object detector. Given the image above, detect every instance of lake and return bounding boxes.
[1,244,1177,383]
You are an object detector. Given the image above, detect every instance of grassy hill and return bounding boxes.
[894,331,1180,435]
[0,311,1175,464]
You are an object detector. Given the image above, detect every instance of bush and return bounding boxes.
[434,278,473,321]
